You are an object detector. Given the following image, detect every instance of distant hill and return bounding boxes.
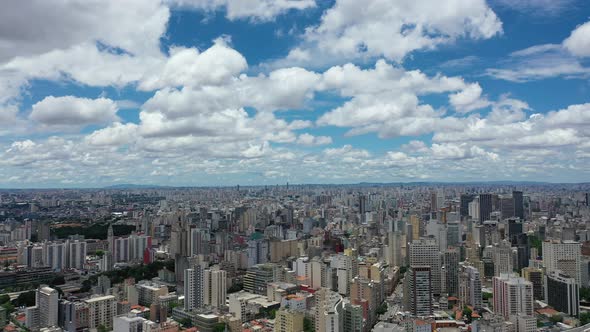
[103,184,167,189]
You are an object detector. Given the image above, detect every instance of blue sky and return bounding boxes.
[1,0,590,187]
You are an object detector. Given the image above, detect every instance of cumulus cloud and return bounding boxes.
[272,0,502,67]
[564,21,590,57]
[30,96,119,130]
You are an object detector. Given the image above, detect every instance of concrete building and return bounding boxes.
[315,288,343,332]
[274,308,304,332]
[204,268,227,308]
[404,266,433,317]
[409,238,442,295]
[542,240,581,285]
[545,270,579,317]
[184,267,204,310]
[492,274,533,320]
[84,295,117,330]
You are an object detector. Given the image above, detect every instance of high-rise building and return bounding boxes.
[409,238,442,295]
[274,308,304,332]
[68,240,87,269]
[315,288,343,332]
[244,264,277,295]
[492,241,514,276]
[404,266,433,317]
[521,267,544,300]
[387,232,402,268]
[542,240,581,285]
[513,191,524,220]
[46,242,67,271]
[114,315,146,332]
[342,300,363,332]
[492,274,533,320]
[409,215,421,241]
[184,267,204,310]
[204,268,226,308]
[459,265,482,310]
[545,271,579,317]
[84,295,117,330]
[500,197,515,219]
[445,249,460,296]
[247,237,269,267]
[460,194,474,217]
[479,194,493,222]
[37,286,59,328]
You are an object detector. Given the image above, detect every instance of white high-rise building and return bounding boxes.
[459,265,482,310]
[492,274,533,320]
[204,268,227,308]
[46,242,67,271]
[542,240,581,285]
[493,241,514,276]
[409,238,442,295]
[184,267,204,310]
[68,240,87,269]
[37,286,59,328]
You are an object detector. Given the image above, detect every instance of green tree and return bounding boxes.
[581,287,590,301]
[228,283,243,293]
[580,312,590,325]
[376,302,388,316]
[179,318,192,327]
[0,294,10,304]
[550,315,563,324]
[97,324,108,332]
[214,323,226,332]
[13,291,36,307]
[95,250,105,257]
[463,306,473,323]
[482,292,493,300]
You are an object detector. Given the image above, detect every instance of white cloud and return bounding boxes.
[273,0,501,67]
[167,0,316,21]
[493,0,576,15]
[296,133,332,146]
[30,96,119,129]
[86,123,139,146]
[449,83,491,113]
[564,21,590,57]
[0,0,169,61]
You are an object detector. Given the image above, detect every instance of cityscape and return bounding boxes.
[2,1,590,332]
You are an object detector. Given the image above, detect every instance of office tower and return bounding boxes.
[500,197,515,219]
[469,198,480,221]
[493,241,514,276]
[545,271,579,317]
[387,232,402,268]
[447,221,461,248]
[359,194,367,223]
[404,266,433,317]
[107,224,114,254]
[409,215,421,241]
[479,194,493,222]
[409,238,442,295]
[459,265,482,310]
[513,191,524,220]
[274,308,304,332]
[521,267,544,300]
[37,286,59,328]
[84,295,116,330]
[128,233,152,262]
[204,268,226,308]
[430,191,438,213]
[492,274,533,320]
[460,194,474,217]
[184,267,204,310]
[444,249,460,296]
[68,240,87,269]
[542,240,581,285]
[26,306,40,330]
[244,264,276,295]
[315,288,343,332]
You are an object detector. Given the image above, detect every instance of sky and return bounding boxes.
[1,0,590,188]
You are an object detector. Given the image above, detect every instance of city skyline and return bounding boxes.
[1,1,590,187]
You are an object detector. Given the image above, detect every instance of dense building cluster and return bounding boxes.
[0,184,589,331]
